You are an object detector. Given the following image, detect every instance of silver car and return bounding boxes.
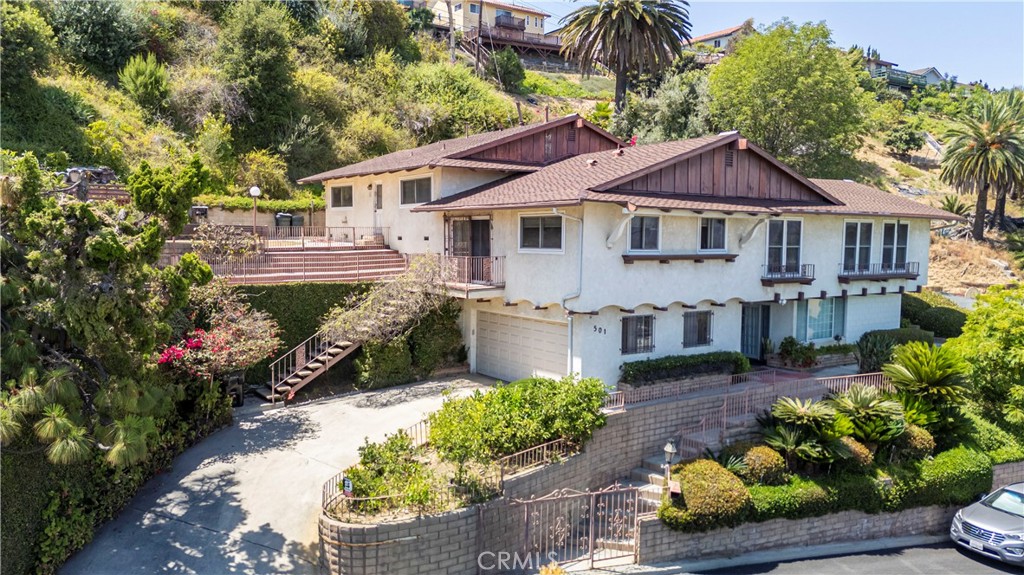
[950,482,1024,565]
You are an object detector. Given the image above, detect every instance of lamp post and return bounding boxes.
[663,440,677,495]
[248,186,261,233]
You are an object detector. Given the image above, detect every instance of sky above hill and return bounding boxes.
[526,1,1024,89]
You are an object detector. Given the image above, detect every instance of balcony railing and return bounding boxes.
[444,255,505,288]
[761,263,815,286]
[870,68,927,89]
[494,14,526,30]
[838,261,920,283]
[465,25,561,48]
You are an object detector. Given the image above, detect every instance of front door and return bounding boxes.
[372,183,383,231]
[448,218,491,283]
[741,304,771,360]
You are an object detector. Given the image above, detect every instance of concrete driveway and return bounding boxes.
[61,376,491,575]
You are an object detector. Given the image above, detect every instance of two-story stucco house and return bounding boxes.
[430,0,548,36]
[298,115,957,387]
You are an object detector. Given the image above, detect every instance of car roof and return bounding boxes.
[1000,482,1024,494]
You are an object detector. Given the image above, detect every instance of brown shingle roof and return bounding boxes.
[689,24,743,44]
[804,179,964,220]
[296,115,614,183]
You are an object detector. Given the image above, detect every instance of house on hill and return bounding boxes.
[429,0,558,53]
[688,24,745,49]
[908,67,946,86]
[299,115,959,386]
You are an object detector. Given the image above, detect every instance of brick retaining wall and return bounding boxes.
[993,460,1024,487]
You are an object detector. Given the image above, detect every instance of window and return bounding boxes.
[400,177,431,205]
[539,17,544,27]
[713,39,721,48]
[330,185,353,208]
[374,183,383,210]
[700,218,726,251]
[843,221,873,272]
[469,3,478,14]
[797,297,846,342]
[621,315,654,355]
[683,311,713,348]
[767,219,802,274]
[882,222,909,270]
[519,215,562,251]
[534,16,539,27]
[629,216,659,251]
[454,2,462,10]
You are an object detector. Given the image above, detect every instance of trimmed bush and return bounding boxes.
[863,327,935,346]
[408,299,464,376]
[840,436,873,471]
[916,446,992,506]
[658,460,751,531]
[918,307,967,338]
[620,351,750,385]
[748,473,884,522]
[742,446,787,486]
[962,409,1024,464]
[894,424,935,462]
[355,335,415,389]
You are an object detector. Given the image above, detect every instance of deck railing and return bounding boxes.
[178,225,389,251]
[466,25,561,47]
[761,263,815,282]
[837,261,920,281]
[443,255,505,287]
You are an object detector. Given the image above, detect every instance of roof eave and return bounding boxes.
[412,199,582,212]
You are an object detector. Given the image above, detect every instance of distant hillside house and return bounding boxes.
[908,67,946,86]
[688,24,744,50]
[865,57,927,92]
[429,0,559,53]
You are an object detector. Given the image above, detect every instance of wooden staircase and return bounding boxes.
[256,331,361,404]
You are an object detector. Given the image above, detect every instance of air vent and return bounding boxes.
[724,149,735,167]
[568,127,577,142]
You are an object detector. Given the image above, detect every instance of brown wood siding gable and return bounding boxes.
[608,148,824,202]
[464,124,618,165]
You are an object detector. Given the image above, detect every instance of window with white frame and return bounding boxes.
[714,39,721,48]
[683,311,713,348]
[629,216,659,251]
[621,315,654,354]
[700,218,726,251]
[469,3,478,14]
[454,2,462,10]
[797,297,846,342]
[330,185,353,208]
[843,221,873,272]
[519,215,562,251]
[400,177,431,205]
[881,222,909,270]
[767,219,802,274]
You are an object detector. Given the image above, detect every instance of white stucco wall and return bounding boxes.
[845,293,903,341]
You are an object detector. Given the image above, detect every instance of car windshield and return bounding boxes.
[982,488,1024,518]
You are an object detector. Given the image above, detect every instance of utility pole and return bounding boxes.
[474,1,484,74]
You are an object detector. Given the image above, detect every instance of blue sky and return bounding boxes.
[527,1,1024,89]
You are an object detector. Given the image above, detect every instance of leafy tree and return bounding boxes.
[0,152,213,466]
[128,155,211,235]
[884,122,925,160]
[351,0,412,58]
[613,68,711,142]
[708,21,869,177]
[0,2,55,94]
[119,53,170,117]
[559,0,692,111]
[408,6,435,33]
[49,0,143,77]
[235,149,292,199]
[945,284,1024,428]
[217,0,297,151]
[488,48,526,93]
[317,0,368,61]
[940,90,1024,239]
[194,115,237,194]
[83,120,129,176]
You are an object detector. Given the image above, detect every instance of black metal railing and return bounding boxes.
[761,263,815,282]
[838,261,920,281]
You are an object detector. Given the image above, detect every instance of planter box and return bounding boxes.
[767,352,857,371]
[618,371,733,394]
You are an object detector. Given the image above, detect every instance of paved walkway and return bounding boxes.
[60,376,491,575]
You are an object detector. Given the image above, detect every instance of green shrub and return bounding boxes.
[742,446,787,486]
[193,192,326,214]
[50,0,143,77]
[408,299,464,376]
[915,446,992,506]
[118,53,169,116]
[402,62,518,140]
[659,459,751,531]
[893,424,935,462]
[863,327,935,346]
[488,48,526,93]
[777,336,818,367]
[856,332,896,373]
[840,436,873,471]
[818,343,856,355]
[962,409,1024,464]
[355,335,415,389]
[235,149,291,199]
[0,2,55,91]
[620,351,750,385]
[918,306,967,338]
[748,475,831,520]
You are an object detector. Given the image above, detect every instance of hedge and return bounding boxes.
[621,351,750,385]
[748,473,884,521]
[658,460,751,531]
[193,192,326,214]
[901,446,992,508]
[962,409,1024,464]
[1,448,66,575]
[862,327,935,346]
[900,291,966,338]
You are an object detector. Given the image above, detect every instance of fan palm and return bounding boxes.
[940,91,1024,240]
[559,0,692,111]
[882,342,969,407]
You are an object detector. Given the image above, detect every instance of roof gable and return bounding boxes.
[454,117,623,166]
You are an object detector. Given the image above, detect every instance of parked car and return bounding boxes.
[950,482,1024,565]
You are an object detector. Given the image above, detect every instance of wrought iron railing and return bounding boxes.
[443,255,505,287]
[498,438,575,484]
[817,372,893,395]
[178,225,390,251]
[761,263,815,281]
[837,261,920,280]
[268,331,351,405]
[603,370,777,411]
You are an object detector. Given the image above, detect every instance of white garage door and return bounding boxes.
[476,312,568,382]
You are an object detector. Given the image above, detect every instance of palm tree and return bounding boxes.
[559,0,692,111]
[882,342,969,408]
[992,90,1024,228]
[940,91,1024,240]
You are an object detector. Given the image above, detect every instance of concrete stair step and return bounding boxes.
[630,467,666,485]
[642,454,685,473]
[254,386,284,403]
[593,538,634,553]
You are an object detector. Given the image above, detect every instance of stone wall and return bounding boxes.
[993,460,1024,488]
[638,506,957,564]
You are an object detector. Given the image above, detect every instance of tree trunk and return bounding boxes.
[973,182,989,241]
[614,68,628,113]
[994,187,1007,230]
[445,0,456,64]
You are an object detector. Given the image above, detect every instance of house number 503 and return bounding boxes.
[593,326,607,334]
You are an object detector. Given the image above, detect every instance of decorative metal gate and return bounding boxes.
[512,485,648,569]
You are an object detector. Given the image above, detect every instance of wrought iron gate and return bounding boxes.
[512,485,648,569]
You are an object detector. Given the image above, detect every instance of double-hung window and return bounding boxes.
[682,311,713,348]
[519,215,562,251]
[469,3,479,14]
[843,221,873,272]
[700,218,726,251]
[881,222,909,270]
[767,219,802,275]
[400,177,431,205]
[621,315,654,355]
[629,216,659,251]
[330,185,353,208]
[797,297,846,342]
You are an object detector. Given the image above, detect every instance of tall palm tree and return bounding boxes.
[992,90,1024,228]
[940,91,1024,240]
[559,0,692,111]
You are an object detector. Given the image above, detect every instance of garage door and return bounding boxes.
[476,312,568,382]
